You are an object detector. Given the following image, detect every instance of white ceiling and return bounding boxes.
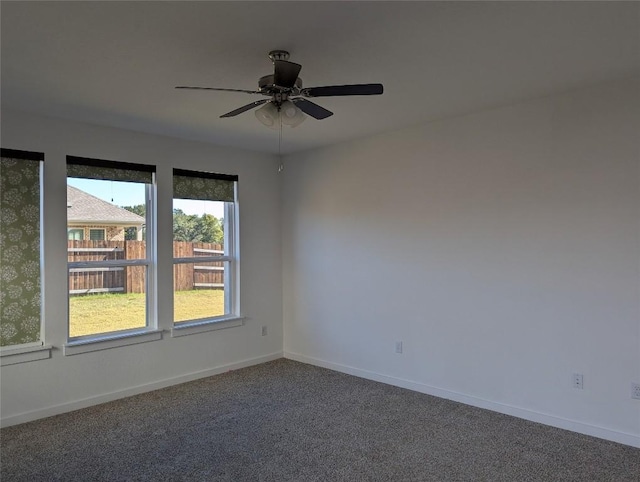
[2,1,638,154]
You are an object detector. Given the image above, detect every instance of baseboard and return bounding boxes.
[284,351,640,449]
[1,351,283,428]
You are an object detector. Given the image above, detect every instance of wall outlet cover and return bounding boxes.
[572,373,584,389]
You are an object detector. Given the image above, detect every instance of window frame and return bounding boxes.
[67,228,84,240]
[65,157,157,347]
[88,228,106,241]
[171,170,241,333]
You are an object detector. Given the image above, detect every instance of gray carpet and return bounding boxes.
[1,359,639,481]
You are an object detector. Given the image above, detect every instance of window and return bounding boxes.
[68,228,84,240]
[89,229,105,241]
[66,156,155,341]
[172,169,239,326]
[0,149,44,348]
[124,227,139,241]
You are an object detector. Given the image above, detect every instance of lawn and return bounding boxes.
[69,289,225,338]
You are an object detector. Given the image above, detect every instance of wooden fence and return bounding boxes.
[68,240,224,295]
[174,241,225,291]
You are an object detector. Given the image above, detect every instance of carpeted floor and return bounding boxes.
[1,359,639,481]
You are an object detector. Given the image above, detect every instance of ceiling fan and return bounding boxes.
[176,50,384,127]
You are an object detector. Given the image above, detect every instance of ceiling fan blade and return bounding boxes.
[176,86,262,94]
[273,60,302,88]
[302,83,384,97]
[292,98,333,120]
[220,99,269,118]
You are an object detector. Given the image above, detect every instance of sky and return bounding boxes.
[67,178,224,217]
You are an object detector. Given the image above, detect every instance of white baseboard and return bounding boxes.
[284,351,640,449]
[1,351,283,428]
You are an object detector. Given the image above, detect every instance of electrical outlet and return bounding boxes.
[261,326,268,336]
[395,341,403,354]
[632,383,640,400]
[573,373,584,389]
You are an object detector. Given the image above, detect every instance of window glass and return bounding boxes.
[172,169,238,324]
[173,260,227,322]
[89,229,105,241]
[68,228,84,240]
[67,158,154,340]
[68,268,146,337]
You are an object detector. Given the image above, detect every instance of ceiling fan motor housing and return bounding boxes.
[258,75,303,96]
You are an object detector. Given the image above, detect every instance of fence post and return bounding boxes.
[123,241,128,293]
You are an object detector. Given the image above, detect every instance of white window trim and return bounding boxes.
[64,329,163,356]
[0,342,52,366]
[68,258,151,269]
[224,200,239,316]
[171,315,244,338]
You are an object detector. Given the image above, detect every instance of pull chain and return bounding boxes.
[277,113,284,173]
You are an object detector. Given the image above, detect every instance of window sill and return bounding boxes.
[171,316,244,338]
[64,329,163,356]
[1,343,53,366]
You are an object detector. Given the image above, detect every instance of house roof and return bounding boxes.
[67,185,145,225]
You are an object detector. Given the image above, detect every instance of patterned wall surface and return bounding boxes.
[0,156,42,346]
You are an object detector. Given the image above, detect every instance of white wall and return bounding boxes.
[282,77,640,447]
[2,77,639,447]
[1,110,283,424]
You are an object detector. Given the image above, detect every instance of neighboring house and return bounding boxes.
[67,185,145,241]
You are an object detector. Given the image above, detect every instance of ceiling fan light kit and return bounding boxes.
[254,101,306,129]
[177,50,384,128]
[254,99,307,129]
[254,102,277,128]
[280,100,306,127]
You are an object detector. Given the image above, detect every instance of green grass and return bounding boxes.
[174,289,224,322]
[69,289,225,338]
